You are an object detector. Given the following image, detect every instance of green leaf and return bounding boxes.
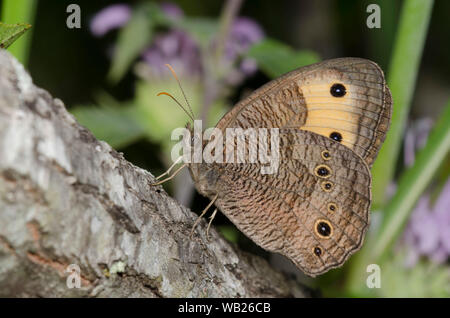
[71,99,145,149]
[0,22,31,49]
[247,38,320,78]
[175,17,219,48]
[217,225,240,243]
[371,0,434,207]
[108,5,154,83]
[1,0,37,65]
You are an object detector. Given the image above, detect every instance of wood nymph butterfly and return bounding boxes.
[157,58,392,277]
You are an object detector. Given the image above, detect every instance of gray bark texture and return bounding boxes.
[0,50,308,297]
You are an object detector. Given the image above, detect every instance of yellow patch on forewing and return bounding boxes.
[299,83,363,152]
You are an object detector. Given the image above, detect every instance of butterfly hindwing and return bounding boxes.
[210,129,371,276]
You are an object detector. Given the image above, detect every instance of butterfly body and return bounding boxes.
[187,57,392,276]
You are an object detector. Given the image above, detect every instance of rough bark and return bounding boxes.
[0,50,308,298]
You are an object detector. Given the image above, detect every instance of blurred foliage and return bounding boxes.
[380,253,450,297]
[321,250,450,298]
[217,225,240,243]
[71,93,146,149]
[108,4,154,83]
[345,99,450,296]
[175,17,219,47]
[132,79,226,153]
[372,100,450,262]
[372,0,434,207]
[344,0,441,295]
[247,38,320,78]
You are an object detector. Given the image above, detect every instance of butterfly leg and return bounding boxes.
[155,156,183,180]
[206,208,218,241]
[190,194,218,238]
[150,163,187,186]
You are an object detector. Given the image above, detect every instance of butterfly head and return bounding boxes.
[184,122,219,197]
[187,162,219,199]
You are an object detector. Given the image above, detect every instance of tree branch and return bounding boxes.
[0,50,307,297]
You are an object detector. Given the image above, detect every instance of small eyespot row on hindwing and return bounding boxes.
[321,150,331,160]
[314,164,332,178]
[327,202,337,213]
[321,181,333,192]
[314,219,333,239]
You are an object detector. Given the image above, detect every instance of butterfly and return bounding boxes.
[155,58,392,277]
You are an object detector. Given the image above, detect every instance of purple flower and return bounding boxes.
[229,17,264,55]
[404,118,433,166]
[90,4,131,37]
[142,30,202,78]
[91,3,264,85]
[401,118,450,267]
[219,17,264,84]
[160,2,184,20]
[224,58,258,86]
[90,2,183,38]
[225,17,264,75]
[403,179,450,267]
[139,3,200,78]
[240,57,258,75]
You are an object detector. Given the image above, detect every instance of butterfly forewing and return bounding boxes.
[215,57,392,167]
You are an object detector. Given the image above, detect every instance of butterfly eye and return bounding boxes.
[329,132,343,142]
[330,83,346,97]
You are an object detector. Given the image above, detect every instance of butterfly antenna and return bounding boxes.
[157,92,194,122]
[164,64,195,120]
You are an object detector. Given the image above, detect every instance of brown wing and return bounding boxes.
[212,129,371,276]
[216,57,392,167]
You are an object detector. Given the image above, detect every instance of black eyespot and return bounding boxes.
[328,203,337,212]
[314,247,322,257]
[330,83,346,97]
[321,181,333,192]
[317,167,329,176]
[321,150,331,160]
[329,132,342,142]
[317,222,331,237]
[315,165,332,179]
